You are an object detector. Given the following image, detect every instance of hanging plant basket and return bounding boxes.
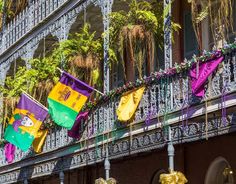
[110,0,180,82]
[73,53,100,69]
[119,24,155,79]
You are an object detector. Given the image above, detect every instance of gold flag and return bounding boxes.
[32,129,48,153]
[116,87,145,122]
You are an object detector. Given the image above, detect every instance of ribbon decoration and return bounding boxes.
[159,171,188,184]
[95,178,117,184]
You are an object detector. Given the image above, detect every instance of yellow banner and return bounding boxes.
[32,129,48,153]
[116,87,145,122]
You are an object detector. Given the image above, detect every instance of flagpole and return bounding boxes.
[21,90,49,111]
[93,88,104,96]
[57,67,105,96]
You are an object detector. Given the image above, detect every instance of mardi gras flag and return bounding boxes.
[116,87,145,122]
[68,111,89,139]
[190,56,223,97]
[32,129,48,153]
[4,94,48,151]
[48,72,94,129]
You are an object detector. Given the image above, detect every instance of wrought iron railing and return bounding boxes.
[0,51,235,166]
[0,0,71,53]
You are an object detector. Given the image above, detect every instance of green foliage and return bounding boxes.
[109,0,181,81]
[189,0,234,48]
[0,23,110,101]
[109,0,159,44]
[52,24,103,66]
[110,0,181,47]
[0,57,60,98]
[0,0,3,12]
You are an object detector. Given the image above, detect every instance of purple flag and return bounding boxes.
[4,143,16,164]
[68,111,89,139]
[190,56,224,97]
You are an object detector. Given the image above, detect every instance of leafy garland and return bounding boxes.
[81,40,236,113]
[0,42,235,147]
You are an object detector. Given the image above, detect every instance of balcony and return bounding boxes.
[0,46,235,183]
[0,0,93,55]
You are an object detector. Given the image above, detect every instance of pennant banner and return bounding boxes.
[190,56,224,97]
[116,87,145,122]
[32,129,48,153]
[4,94,48,151]
[48,72,94,129]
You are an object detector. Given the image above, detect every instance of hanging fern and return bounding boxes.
[109,0,180,81]
[189,0,235,49]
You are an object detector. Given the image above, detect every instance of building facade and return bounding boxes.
[0,0,235,183]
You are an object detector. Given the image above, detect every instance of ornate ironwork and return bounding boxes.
[0,0,235,182]
[0,51,235,168]
[0,113,235,183]
[164,0,172,69]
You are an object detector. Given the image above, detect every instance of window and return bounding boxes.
[111,61,125,89]
[183,11,199,60]
[205,157,234,184]
[229,0,236,42]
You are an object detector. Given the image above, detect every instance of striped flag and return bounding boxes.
[47,72,94,129]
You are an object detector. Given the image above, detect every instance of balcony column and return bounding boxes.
[168,126,174,171]
[0,0,8,53]
[96,0,114,93]
[96,0,114,180]
[27,0,34,31]
[23,171,28,184]
[104,145,110,180]
[59,171,64,184]
[23,42,39,69]
[164,0,175,171]
[164,0,172,69]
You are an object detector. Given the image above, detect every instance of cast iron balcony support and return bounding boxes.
[59,171,64,184]
[168,126,175,171]
[97,0,114,180]
[164,0,175,171]
[104,145,110,180]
